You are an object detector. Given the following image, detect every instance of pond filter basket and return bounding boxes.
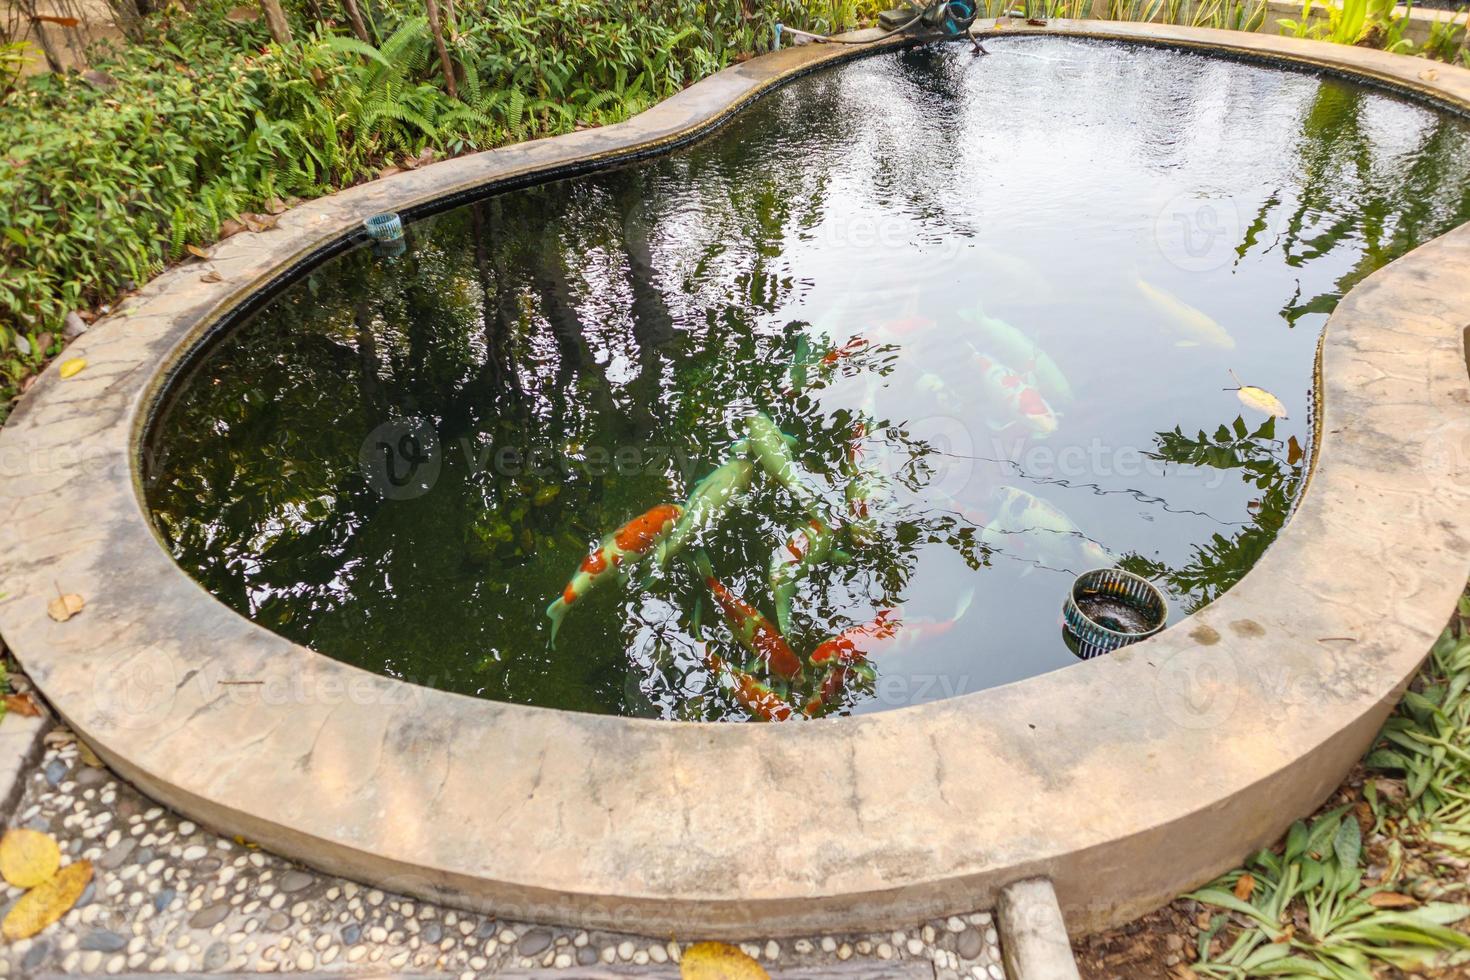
[363,212,404,242]
[1062,568,1168,660]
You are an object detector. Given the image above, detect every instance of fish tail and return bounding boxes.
[546,598,568,648]
[952,587,975,622]
[832,547,853,565]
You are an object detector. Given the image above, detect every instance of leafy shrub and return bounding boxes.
[0,0,875,419]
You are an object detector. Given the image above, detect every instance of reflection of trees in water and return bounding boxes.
[147,119,958,718]
[1245,84,1470,326]
[1130,416,1304,614]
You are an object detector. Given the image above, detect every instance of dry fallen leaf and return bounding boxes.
[33,14,80,25]
[264,197,288,215]
[1368,891,1419,908]
[47,593,84,622]
[200,272,223,284]
[1287,435,1303,465]
[225,4,259,20]
[3,693,39,717]
[1233,872,1256,901]
[680,941,769,980]
[218,218,246,239]
[1419,68,1439,82]
[240,213,280,233]
[58,358,86,380]
[186,244,210,259]
[1,860,91,940]
[0,829,60,889]
[378,166,402,179]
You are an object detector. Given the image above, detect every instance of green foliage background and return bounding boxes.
[0,0,882,420]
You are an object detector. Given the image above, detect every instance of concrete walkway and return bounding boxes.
[0,711,1010,978]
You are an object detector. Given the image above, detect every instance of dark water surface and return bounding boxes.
[146,38,1470,720]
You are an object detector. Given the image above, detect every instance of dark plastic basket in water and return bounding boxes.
[1062,567,1167,660]
[362,212,404,242]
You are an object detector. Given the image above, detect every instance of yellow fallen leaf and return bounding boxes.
[1238,385,1287,418]
[1227,370,1287,418]
[680,941,769,980]
[47,593,84,622]
[0,829,60,888]
[58,359,86,380]
[76,740,103,768]
[2,860,91,940]
[1419,68,1439,82]
[1233,872,1255,901]
[186,244,210,259]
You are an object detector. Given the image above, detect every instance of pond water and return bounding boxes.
[145,37,1470,721]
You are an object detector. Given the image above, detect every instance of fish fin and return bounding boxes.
[546,599,567,648]
[832,548,853,565]
[775,592,792,635]
[691,549,716,582]
[783,432,798,448]
[952,587,975,622]
[691,595,705,639]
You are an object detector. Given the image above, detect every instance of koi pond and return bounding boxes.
[145,37,1470,722]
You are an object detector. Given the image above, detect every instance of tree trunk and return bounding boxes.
[423,0,457,99]
[340,0,370,42]
[20,0,67,73]
[258,0,293,46]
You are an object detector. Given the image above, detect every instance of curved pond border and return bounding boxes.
[2,22,1469,938]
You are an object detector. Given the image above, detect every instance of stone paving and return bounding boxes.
[0,727,1007,977]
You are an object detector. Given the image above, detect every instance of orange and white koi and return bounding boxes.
[980,485,1113,572]
[849,591,973,659]
[871,312,934,341]
[808,609,900,668]
[842,419,880,546]
[545,503,682,645]
[785,335,868,397]
[694,552,803,680]
[802,610,896,717]
[973,351,1060,438]
[959,307,1073,404]
[706,651,793,722]
[654,452,755,570]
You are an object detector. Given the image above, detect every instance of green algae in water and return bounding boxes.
[144,38,1470,720]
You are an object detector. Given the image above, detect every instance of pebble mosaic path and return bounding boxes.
[1,728,1007,978]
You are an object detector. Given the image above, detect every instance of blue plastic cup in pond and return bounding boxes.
[1061,567,1167,660]
[363,212,404,242]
